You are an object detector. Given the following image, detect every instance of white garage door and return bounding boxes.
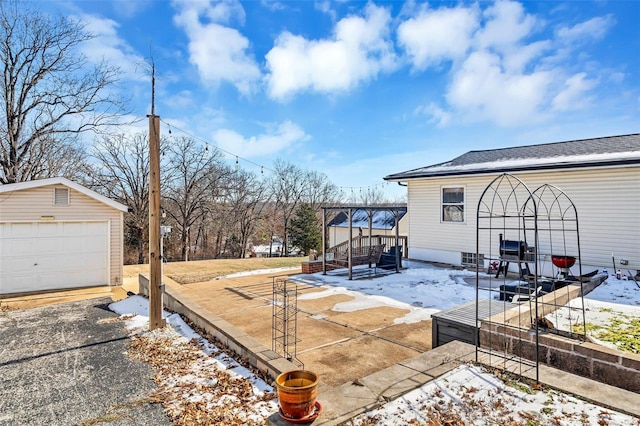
[0,221,109,295]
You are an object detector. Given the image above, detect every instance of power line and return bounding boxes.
[160,118,276,173]
[159,118,393,194]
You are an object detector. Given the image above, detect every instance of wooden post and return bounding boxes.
[322,208,326,275]
[148,114,164,330]
[394,211,400,273]
[368,209,373,268]
[348,208,353,280]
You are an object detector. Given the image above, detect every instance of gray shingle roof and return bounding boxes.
[385,133,640,180]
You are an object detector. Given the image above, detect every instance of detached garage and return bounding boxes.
[0,177,127,296]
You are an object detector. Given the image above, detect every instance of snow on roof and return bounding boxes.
[0,177,128,212]
[252,242,282,254]
[386,134,640,180]
[397,151,640,178]
[328,209,406,230]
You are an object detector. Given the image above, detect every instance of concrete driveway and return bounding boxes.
[0,297,170,426]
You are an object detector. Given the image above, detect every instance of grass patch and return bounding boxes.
[573,312,640,354]
[124,257,308,284]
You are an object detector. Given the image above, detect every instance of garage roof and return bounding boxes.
[0,177,128,212]
[384,133,640,181]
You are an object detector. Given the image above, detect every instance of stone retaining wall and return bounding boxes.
[480,322,640,393]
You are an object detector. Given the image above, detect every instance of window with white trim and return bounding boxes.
[442,186,464,222]
[54,187,69,206]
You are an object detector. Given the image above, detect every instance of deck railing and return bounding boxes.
[326,235,408,259]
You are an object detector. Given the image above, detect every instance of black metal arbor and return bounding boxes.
[475,173,586,382]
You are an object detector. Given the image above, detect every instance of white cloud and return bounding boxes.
[212,121,309,158]
[415,102,452,127]
[608,71,625,84]
[397,5,479,70]
[261,0,286,12]
[75,14,145,81]
[111,1,152,18]
[403,0,611,127]
[556,15,615,43]
[314,0,336,21]
[475,1,539,51]
[164,90,196,110]
[552,72,598,111]
[265,3,397,100]
[172,0,260,95]
[173,0,246,25]
[501,39,551,72]
[446,51,553,126]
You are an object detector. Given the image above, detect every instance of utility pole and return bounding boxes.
[148,58,164,330]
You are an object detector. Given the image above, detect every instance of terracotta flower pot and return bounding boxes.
[275,370,320,421]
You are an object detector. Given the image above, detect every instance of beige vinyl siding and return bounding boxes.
[407,165,640,271]
[328,220,408,248]
[0,184,124,286]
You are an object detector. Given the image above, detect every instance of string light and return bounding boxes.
[159,118,276,174]
[158,118,391,191]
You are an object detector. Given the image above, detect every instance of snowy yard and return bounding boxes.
[292,261,640,349]
[108,261,640,424]
[292,261,489,324]
[350,363,639,425]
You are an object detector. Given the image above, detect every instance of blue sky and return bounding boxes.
[43,0,639,199]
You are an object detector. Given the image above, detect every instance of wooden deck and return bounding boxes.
[431,299,515,348]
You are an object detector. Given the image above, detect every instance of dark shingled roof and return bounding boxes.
[384,134,640,180]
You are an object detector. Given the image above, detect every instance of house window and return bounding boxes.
[54,187,69,206]
[442,187,464,222]
[461,252,484,267]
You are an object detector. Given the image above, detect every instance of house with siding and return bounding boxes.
[384,134,640,273]
[0,177,128,295]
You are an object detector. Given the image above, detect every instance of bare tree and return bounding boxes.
[348,186,388,205]
[163,137,227,261]
[90,132,151,264]
[269,159,307,256]
[0,1,123,184]
[224,169,269,258]
[255,202,284,257]
[303,170,339,212]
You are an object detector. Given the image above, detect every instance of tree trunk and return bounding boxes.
[181,225,190,261]
[137,226,145,264]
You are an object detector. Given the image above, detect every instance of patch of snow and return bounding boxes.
[217,266,300,279]
[108,295,278,402]
[586,275,640,306]
[352,364,637,425]
[292,261,493,323]
[408,151,640,176]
